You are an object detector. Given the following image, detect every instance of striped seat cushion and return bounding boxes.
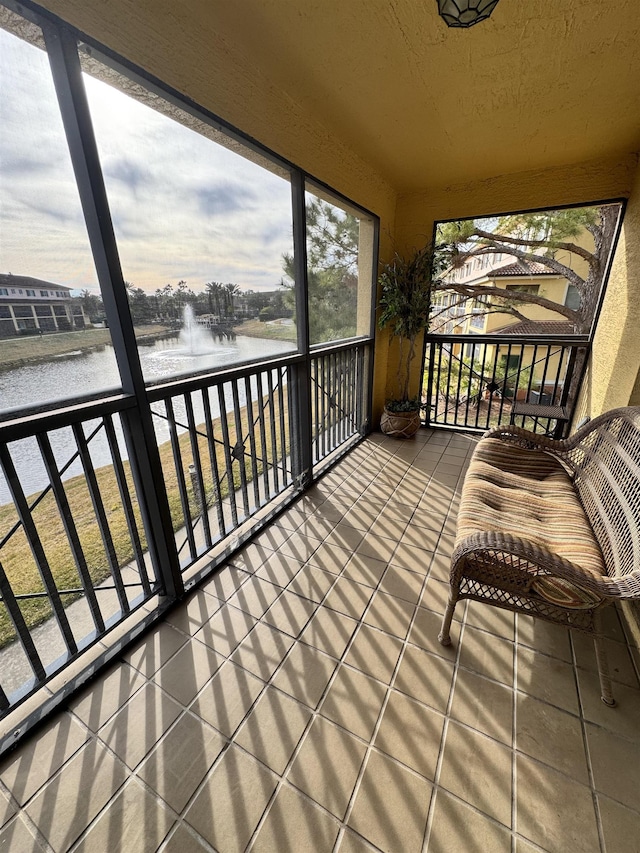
[457,438,606,578]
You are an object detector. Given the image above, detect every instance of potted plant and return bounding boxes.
[378,243,441,438]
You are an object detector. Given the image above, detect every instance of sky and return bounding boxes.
[0,26,295,295]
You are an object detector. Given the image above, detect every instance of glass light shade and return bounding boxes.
[436,0,500,27]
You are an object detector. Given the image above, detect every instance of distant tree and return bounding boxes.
[282,198,360,343]
[434,204,620,334]
[79,288,102,320]
[223,282,240,318]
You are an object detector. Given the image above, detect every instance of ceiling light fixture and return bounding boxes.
[436,0,501,28]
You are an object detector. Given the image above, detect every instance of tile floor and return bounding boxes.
[0,429,638,852]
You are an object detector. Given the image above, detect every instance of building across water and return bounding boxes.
[0,273,87,337]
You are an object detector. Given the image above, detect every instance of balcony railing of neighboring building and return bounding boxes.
[421,333,589,436]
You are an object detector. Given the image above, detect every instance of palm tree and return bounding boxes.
[224,282,240,318]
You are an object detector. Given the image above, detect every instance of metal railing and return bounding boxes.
[422,333,589,435]
[310,340,366,466]
[0,342,368,728]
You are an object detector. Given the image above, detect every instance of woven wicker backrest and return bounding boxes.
[564,407,640,579]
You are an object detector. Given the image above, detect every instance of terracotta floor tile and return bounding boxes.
[364,590,415,640]
[516,754,600,853]
[184,745,277,852]
[271,643,337,709]
[450,669,513,745]
[261,590,318,638]
[25,740,128,852]
[74,779,173,853]
[348,750,431,853]
[516,646,578,714]
[320,665,387,741]
[194,603,256,657]
[516,693,588,783]
[393,645,454,713]
[191,660,264,737]
[201,565,251,601]
[287,716,366,819]
[153,638,223,706]
[427,789,511,853]
[138,712,226,812]
[374,690,443,780]
[235,686,311,775]
[99,682,182,770]
[0,712,89,805]
[252,783,339,852]
[299,606,358,659]
[598,795,640,853]
[308,542,355,574]
[440,721,512,826]
[344,623,403,684]
[230,622,294,681]
[276,534,324,562]
[586,723,640,812]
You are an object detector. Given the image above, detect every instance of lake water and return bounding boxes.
[0,334,296,505]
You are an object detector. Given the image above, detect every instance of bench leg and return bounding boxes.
[439,592,458,646]
[593,613,616,706]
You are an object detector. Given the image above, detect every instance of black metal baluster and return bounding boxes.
[277,367,289,485]
[217,384,239,528]
[37,432,106,631]
[454,342,466,428]
[72,422,131,613]
[475,341,490,430]
[255,372,271,500]
[266,370,280,493]
[185,393,212,550]
[231,380,251,517]
[0,445,77,656]
[164,398,197,562]
[0,559,47,684]
[201,387,226,540]
[496,343,514,426]
[103,416,152,596]
[244,376,261,510]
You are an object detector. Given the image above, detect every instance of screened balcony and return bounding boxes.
[1,0,640,851]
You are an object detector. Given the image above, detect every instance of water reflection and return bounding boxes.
[0,334,295,504]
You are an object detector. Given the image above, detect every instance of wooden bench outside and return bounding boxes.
[439,406,640,705]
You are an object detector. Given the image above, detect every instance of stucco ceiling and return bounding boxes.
[210,0,640,192]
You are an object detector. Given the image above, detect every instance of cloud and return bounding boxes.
[0,26,296,294]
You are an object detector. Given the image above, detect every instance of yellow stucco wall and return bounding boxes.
[580,163,640,416]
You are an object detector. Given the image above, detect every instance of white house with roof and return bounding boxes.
[0,274,87,337]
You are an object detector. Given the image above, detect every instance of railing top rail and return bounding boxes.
[309,336,371,356]
[0,393,137,443]
[426,333,590,346]
[146,351,305,401]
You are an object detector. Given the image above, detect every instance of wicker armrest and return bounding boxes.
[452,531,622,598]
[481,423,569,453]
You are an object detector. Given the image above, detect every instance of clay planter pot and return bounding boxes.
[380,405,421,438]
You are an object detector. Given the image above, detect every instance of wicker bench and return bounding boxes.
[439,406,640,705]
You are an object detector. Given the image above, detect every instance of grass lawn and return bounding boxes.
[234,319,297,343]
[0,394,289,649]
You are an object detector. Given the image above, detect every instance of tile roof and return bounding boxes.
[488,260,557,277]
[0,273,71,291]
[490,320,576,336]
